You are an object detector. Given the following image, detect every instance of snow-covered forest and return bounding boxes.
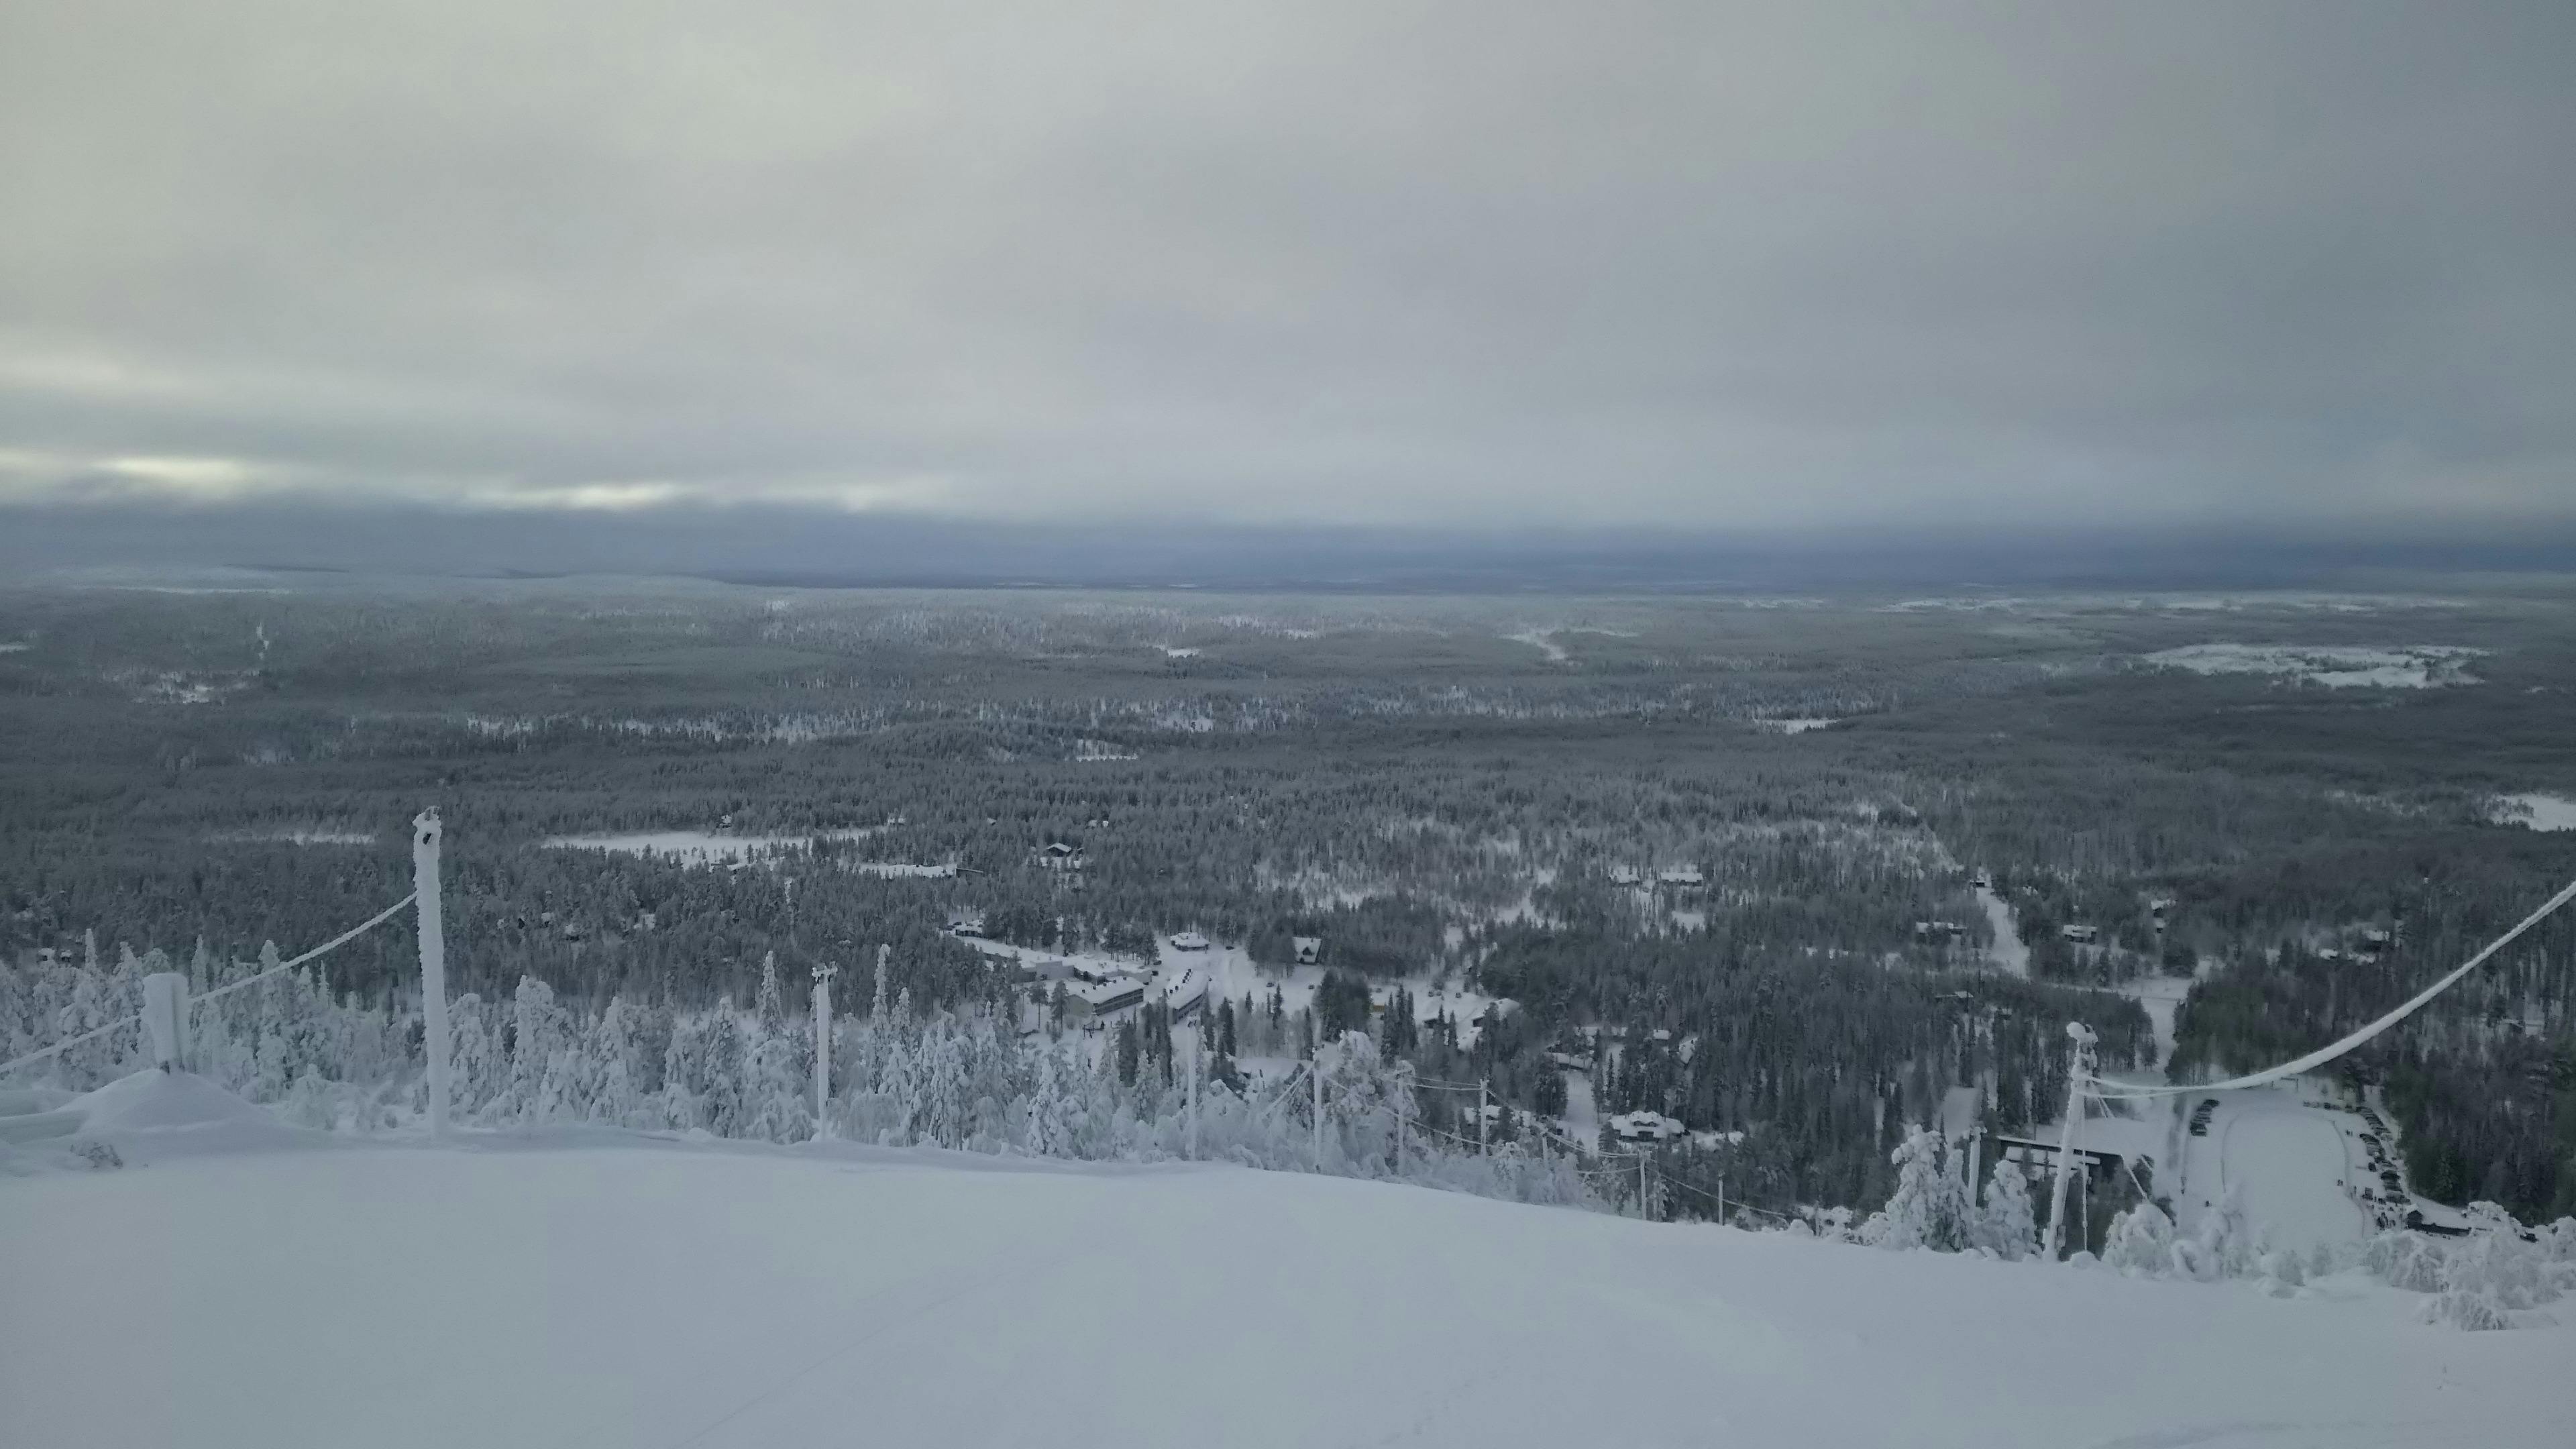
[6,582,2576,1220]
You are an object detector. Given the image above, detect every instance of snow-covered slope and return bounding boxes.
[5,1126,2571,1448]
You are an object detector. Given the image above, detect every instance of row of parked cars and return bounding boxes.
[2349,1103,2418,1232]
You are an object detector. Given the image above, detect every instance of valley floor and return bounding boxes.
[5,1126,2571,1448]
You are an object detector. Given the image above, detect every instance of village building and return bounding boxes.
[1609,1110,1686,1145]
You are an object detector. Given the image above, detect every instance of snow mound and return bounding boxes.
[58,1069,307,1163]
[72,1069,279,1132]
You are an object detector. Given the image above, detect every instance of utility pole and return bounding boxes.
[1478,1077,1490,1155]
[1187,1032,1200,1160]
[1639,1153,1651,1220]
[810,961,838,1134]
[2043,1022,2097,1261]
[1313,1050,1326,1170]
[1395,1066,1408,1176]
[413,808,450,1136]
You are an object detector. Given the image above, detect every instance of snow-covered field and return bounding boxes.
[2141,643,2484,688]
[541,830,947,875]
[7,1108,2570,1449]
[2493,793,2576,833]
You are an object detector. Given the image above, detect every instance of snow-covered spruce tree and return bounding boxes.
[2101,1199,2175,1276]
[2174,1185,2254,1282]
[1875,1127,1971,1252]
[1973,1158,2038,1261]
[2423,1202,2575,1330]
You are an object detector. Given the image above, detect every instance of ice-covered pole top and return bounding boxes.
[413,806,450,1136]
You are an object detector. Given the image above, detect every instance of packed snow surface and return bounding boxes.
[2494,792,2576,833]
[2142,643,2483,688]
[2218,1102,2371,1256]
[6,1133,2571,1448]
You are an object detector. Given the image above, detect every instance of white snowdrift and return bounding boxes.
[54,1069,305,1162]
[72,1069,278,1132]
[5,1135,2571,1448]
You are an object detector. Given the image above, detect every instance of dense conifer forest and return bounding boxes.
[5,576,2573,1216]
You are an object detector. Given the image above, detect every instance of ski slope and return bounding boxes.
[7,1111,2572,1447]
[2220,1101,2371,1255]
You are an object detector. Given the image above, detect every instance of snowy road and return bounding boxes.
[7,1136,2572,1448]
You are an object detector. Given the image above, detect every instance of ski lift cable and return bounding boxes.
[2084,875,2576,1101]
[2,890,420,1077]
[189,892,421,1007]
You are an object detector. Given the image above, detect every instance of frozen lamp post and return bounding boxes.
[2043,1021,2096,1261]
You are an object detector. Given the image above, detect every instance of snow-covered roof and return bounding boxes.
[1066,979,1144,1009]
[1609,1110,1684,1140]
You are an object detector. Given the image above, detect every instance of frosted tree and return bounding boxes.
[1020,1043,1088,1157]
[1876,1127,1970,1252]
[284,1065,338,1130]
[2102,1199,2176,1276]
[2174,1184,2253,1281]
[1973,1158,2038,1260]
[699,1002,745,1136]
[506,976,573,1121]
[2424,1202,2571,1330]
[754,953,787,1040]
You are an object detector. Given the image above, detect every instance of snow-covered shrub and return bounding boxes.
[2421,1203,2573,1330]
[2102,1200,2174,1276]
[1972,1159,2038,1261]
[2172,1185,2254,1282]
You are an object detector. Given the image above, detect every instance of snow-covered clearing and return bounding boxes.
[2142,643,2484,688]
[2114,973,2197,1068]
[0,641,29,653]
[1755,716,1838,734]
[207,828,378,847]
[7,1126,2571,1449]
[1974,881,2028,977]
[1560,1068,1599,1145]
[2493,792,2576,833]
[1503,627,1568,662]
[541,830,943,874]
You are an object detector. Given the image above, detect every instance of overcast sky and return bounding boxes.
[3,2,2571,549]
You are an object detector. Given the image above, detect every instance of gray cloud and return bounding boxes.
[2,1,2571,539]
